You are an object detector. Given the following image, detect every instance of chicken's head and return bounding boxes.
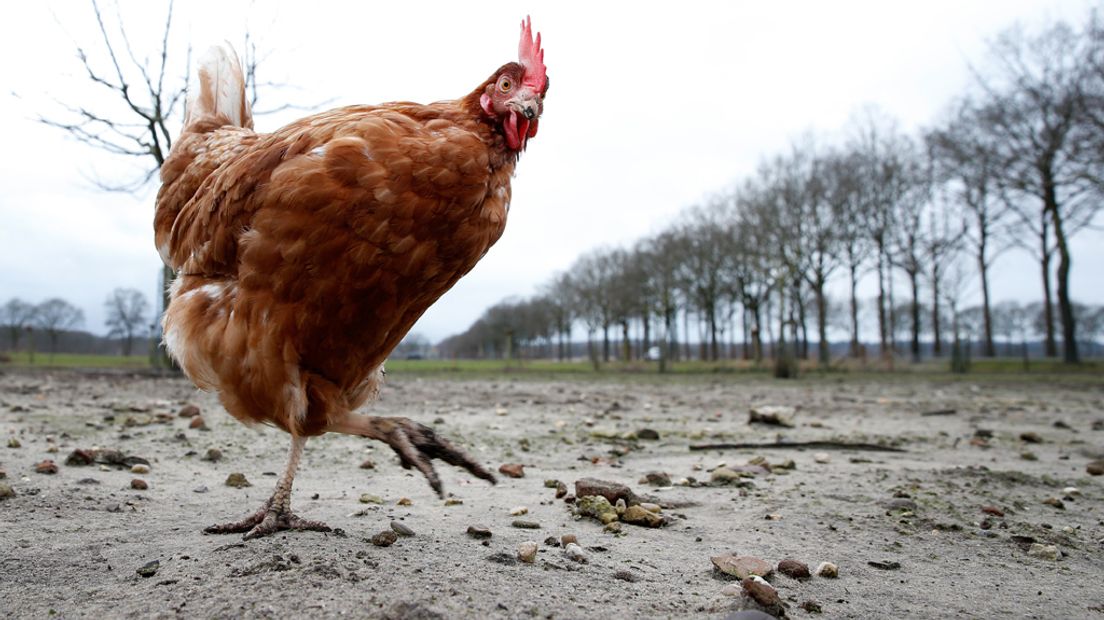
[480,16,548,151]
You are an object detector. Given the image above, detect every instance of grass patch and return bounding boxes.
[1,351,151,369]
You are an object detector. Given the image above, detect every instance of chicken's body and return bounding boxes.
[156,20,547,538]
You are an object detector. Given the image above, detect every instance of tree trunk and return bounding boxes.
[849,262,861,358]
[816,283,829,367]
[909,270,920,363]
[602,324,610,363]
[977,233,995,357]
[875,246,889,361]
[620,321,630,362]
[1047,195,1079,363]
[1041,246,1057,358]
[931,261,942,357]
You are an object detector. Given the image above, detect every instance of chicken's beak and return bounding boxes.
[505,92,543,149]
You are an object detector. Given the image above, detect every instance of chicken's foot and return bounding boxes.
[203,435,331,539]
[328,415,496,497]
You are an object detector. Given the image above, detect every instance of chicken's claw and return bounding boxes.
[373,416,497,497]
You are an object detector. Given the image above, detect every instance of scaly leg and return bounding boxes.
[204,435,331,539]
[327,414,496,497]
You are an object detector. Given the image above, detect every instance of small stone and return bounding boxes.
[512,519,541,529]
[622,504,665,528]
[444,498,463,506]
[130,464,150,474]
[466,525,492,539]
[640,471,672,487]
[574,478,638,505]
[561,534,578,547]
[884,498,918,513]
[563,542,587,563]
[193,485,209,493]
[615,498,627,515]
[711,555,773,579]
[189,416,208,430]
[397,497,412,506]
[603,522,622,534]
[499,463,525,478]
[981,505,1005,517]
[371,530,398,547]
[34,460,58,474]
[868,560,901,570]
[136,560,160,578]
[1020,431,1043,444]
[517,541,538,563]
[814,452,831,464]
[202,448,223,462]
[1027,543,1060,561]
[1020,451,1038,461]
[0,483,14,500]
[777,558,811,580]
[509,505,528,516]
[131,478,148,490]
[1062,486,1081,497]
[390,521,415,537]
[575,495,619,524]
[639,502,661,513]
[177,404,201,418]
[748,405,796,428]
[359,494,384,504]
[741,575,784,617]
[543,479,560,489]
[720,583,743,597]
[65,449,95,466]
[555,480,568,498]
[7,438,21,448]
[710,467,755,486]
[1087,460,1104,476]
[0,469,5,479]
[612,569,640,582]
[224,473,251,488]
[359,459,375,469]
[635,428,659,440]
[815,561,839,578]
[800,600,824,614]
[45,443,58,454]
[562,494,575,504]
[1042,497,1065,509]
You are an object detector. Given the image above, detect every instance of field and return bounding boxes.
[0,365,1102,618]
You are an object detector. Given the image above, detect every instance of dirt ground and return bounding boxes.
[0,368,1102,619]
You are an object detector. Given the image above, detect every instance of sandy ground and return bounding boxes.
[1,368,1103,619]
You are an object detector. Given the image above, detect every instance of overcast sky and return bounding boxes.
[1,0,1101,343]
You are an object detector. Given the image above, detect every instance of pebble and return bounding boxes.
[509,506,529,516]
[603,522,622,534]
[466,525,493,539]
[1027,543,1060,561]
[193,485,209,493]
[359,494,384,504]
[1020,431,1043,444]
[777,558,811,580]
[34,460,58,474]
[371,530,398,547]
[189,416,208,430]
[635,428,660,440]
[612,569,641,582]
[512,519,541,529]
[640,471,672,487]
[563,542,587,563]
[815,561,839,578]
[360,459,375,469]
[574,478,638,505]
[177,404,201,418]
[1021,451,1038,461]
[576,495,619,524]
[516,541,538,563]
[1062,486,1081,497]
[498,463,525,478]
[555,481,568,498]
[444,498,463,506]
[711,555,773,579]
[7,438,21,449]
[561,534,578,547]
[45,443,58,454]
[202,448,223,462]
[65,449,95,466]
[131,478,148,490]
[0,483,14,500]
[710,468,754,486]
[397,497,412,506]
[639,502,661,513]
[0,468,5,479]
[885,498,918,513]
[390,521,415,537]
[136,560,160,578]
[622,505,664,528]
[130,464,150,474]
[814,452,831,464]
[1087,460,1104,476]
[748,405,796,428]
[224,473,251,488]
[1042,497,1065,510]
[741,575,784,617]
[981,505,1005,517]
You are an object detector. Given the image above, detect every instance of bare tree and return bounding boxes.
[974,20,1102,363]
[35,299,85,360]
[1,298,37,353]
[104,288,149,356]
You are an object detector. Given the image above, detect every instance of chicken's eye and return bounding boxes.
[498,77,512,93]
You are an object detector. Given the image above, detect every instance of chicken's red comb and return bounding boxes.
[518,16,547,91]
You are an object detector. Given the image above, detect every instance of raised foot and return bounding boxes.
[204,506,331,540]
[374,416,497,497]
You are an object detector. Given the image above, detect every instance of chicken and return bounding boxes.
[154,18,548,539]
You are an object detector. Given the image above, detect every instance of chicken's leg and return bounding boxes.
[204,435,331,539]
[328,414,496,497]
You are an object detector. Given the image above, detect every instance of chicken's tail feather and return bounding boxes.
[184,44,253,131]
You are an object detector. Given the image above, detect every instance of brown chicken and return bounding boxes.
[154,19,548,539]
